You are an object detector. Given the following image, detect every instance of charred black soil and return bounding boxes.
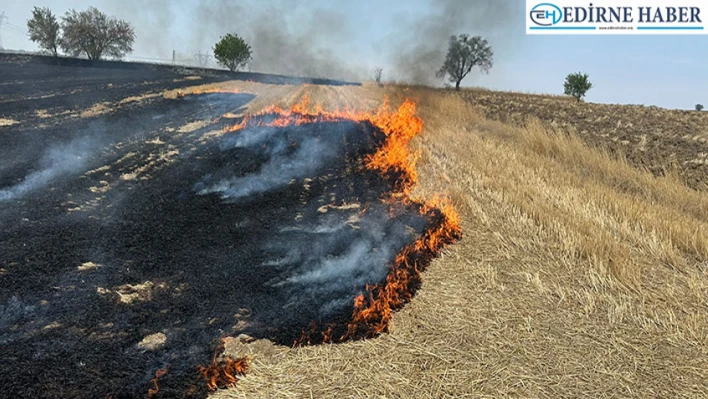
[1,65,430,398]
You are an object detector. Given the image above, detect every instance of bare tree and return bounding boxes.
[436,34,493,91]
[374,67,383,88]
[60,7,135,60]
[27,7,61,57]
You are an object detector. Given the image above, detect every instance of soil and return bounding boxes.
[459,90,708,191]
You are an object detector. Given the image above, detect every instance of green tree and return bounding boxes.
[563,72,593,102]
[27,7,61,57]
[436,34,493,91]
[696,104,704,111]
[60,7,135,60]
[213,33,252,72]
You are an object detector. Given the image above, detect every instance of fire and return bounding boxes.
[222,93,461,345]
[185,90,460,393]
[196,340,251,393]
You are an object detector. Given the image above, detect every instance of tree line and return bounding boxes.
[27,6,599,103]
[27,6,135,61]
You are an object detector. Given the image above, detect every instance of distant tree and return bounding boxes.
[564,72,593,102]
[60,7,135,60]
[436,34,493,91]
[374,67,383,88]
[696,104,704,111]
[213,33,252,72]
[27,7,61,57]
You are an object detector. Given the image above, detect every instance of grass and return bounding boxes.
[457,88,708,191]
[168,81,708,398]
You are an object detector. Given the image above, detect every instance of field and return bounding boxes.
[1,60,706,398]
[459,89,708,191]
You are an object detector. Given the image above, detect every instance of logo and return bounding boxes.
[530,3,563,26]
[526,0,707,35]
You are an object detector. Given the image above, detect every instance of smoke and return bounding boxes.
[0,134,107,202]
[194,123,346,200]
[267,209,417,316]
[105,0,362,80]
[388,0,519,85]
[94,0,519,83]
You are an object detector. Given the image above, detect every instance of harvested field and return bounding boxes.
[220,85,707,398]
[457,89,708,191]
[1,60,707,399]
[0,63,456,398]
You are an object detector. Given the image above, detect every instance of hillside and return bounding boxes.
[212,82,708,399]
[1,62,706,398]
[459,89,708,191]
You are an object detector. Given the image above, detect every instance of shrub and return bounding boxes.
[563,72,593,102]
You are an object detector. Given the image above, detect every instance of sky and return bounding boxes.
[0,0,706,110]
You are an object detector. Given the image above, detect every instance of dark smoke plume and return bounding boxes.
[388,0,519,85]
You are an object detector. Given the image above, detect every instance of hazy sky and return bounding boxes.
[1,0,706,109]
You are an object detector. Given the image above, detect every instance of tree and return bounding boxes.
[436,34,493,91]
[60,7,135,60]
[27,7,61,57]
[374,67,383,88]
[696,104,704,111]
[213,33,252,72]
[564,72,593,102]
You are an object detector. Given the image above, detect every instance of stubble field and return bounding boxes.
[1,60,706,398]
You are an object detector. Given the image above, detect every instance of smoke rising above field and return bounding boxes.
[0,133,105,201]
[268,209,418,317]
[195,133,339,200]
[98,0,518,83]
[390,0,518,85]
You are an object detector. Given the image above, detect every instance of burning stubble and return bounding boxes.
[0,90,460,398]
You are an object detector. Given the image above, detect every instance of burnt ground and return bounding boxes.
[0,64,427,398]
[0,52,362,87]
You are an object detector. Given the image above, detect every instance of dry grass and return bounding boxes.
[152,81,707,398]
[0,117,19,126]
[458,88,708,191]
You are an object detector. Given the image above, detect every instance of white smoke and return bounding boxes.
[0,135,102,202]
[196,135,337,200]
[266,210,417,316]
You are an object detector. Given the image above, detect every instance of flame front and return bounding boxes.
[216,93,461,343]
[188,89,461,394]
[196,341,250,393]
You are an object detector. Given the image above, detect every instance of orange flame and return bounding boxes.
[196,340,250,393]
[218,93,461,344]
